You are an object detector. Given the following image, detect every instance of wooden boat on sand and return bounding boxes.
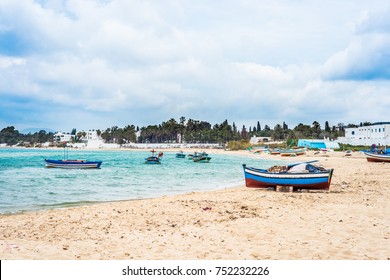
[363,151,390,163]
[242,162,333,190]
[280,149,306,157]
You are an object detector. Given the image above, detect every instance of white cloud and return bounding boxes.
[353,8,390,34]
[0,56,25,68]
[1,0,390,131]
[322,7,390,80]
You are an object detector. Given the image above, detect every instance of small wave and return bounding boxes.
[37,200,100,209]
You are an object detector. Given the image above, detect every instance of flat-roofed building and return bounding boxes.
[338,122,390,146]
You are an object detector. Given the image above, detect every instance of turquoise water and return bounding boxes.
[0,148,283,214]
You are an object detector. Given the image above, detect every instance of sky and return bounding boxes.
[0,0,389,133]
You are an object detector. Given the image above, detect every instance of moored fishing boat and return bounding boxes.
[44,145,102,169]
[242,162,333,190]
[192,151,211,162]
[175,151,186,158]
[44,159,102,169]
[145,149,163,164]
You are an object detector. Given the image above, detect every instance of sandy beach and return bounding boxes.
[1,149,389,260]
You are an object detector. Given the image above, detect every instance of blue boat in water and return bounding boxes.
[145,149,163,164]
[44,145,102,169]
[175,151,186,158]
[242,162,333,190]
[192,151,211,162]
[44,159,102,169]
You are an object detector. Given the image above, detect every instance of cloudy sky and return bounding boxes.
[0,0,389,132]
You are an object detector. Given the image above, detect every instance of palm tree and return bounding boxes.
[312,121,321,138]
[123,125,136,143]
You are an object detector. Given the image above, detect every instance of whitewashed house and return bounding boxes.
[53,132,74,143]
[338,122,390,146]
[83,130,105,149]
[250,136,273,144]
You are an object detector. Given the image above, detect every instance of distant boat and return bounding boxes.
[175,151,186,158]
[344,150,353,156]
[192,151,211,163]
[44,159,102,169]
[363,151,390,163]
[269,149,281,155]
[242,162,333,190]
[145,149,163,164]
[280,148,306,157]
[44,146,102,169]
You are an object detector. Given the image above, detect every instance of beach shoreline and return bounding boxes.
[1,150,389,260]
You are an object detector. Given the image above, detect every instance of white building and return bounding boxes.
[338,122,390,146]
[250,136,273,144]
[84,130,102,141]
[53,132,74,143]
[80,130,105,149]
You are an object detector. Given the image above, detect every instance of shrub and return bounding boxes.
[226,140,252,150]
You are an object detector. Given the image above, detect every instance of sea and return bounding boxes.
[0,148,284,214]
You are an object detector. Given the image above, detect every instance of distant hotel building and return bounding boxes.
[53,131,74,143]
[338,122,390,146]
[81,130,105,149]
[83,130,102,141]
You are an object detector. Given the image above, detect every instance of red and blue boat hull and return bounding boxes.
[243,164,333,190]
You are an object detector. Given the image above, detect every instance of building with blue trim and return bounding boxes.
[298,139,340,149]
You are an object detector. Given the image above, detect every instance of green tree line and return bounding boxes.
[0,126,54,146]
[0,118,346,146]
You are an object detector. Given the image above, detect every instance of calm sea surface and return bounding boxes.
[0,148,283,214]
